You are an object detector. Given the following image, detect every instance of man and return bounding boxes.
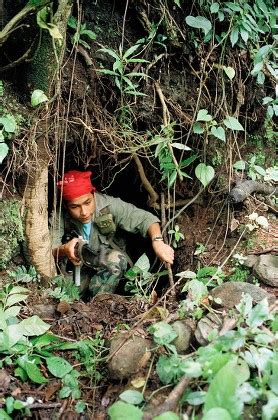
[52,170,174,296]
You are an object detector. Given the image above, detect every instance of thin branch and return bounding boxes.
[133,153,159,207]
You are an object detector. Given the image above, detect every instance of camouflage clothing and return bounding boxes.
[51,193,160,296]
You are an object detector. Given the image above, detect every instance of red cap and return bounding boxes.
[57,170,96,201]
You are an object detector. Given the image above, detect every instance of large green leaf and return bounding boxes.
[0,115,17,133]
[119,390,144,405]
[210,126,226,141]
[154,413,180,420]
[108,401,143,420]
[196,109,213,122]
[31,89,48,107]
[223,116,244,131]
[223,66,235,80]
[3,324,25,348]
[149,321,177,345]
[133,253,150,272]
[46,356,73,378]
[195,163,215,187]
[203,408,232,420]
[185,16,212,36]
[20,316,50,336]
[17,356,48,384]
[0,142,9,164]
[204,358,249,418]
[5,294,28,308]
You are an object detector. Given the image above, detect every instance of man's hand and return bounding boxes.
[61,238,81,265]
[152,240,174,265]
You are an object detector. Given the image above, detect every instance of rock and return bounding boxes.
[210,282,275,309]
[32,304,56,318]
[0,369,11,394]
[171,319,195,354]
[253,255,278,287]
[108,333,152,380]
[195,313,222,346]
[244,254,259,268]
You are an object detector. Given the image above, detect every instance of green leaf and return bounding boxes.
[223,66,235,80]
[81,29,96,40]
[3,324,25,348]
[31,89,48,107]
[0,142,9,164]
[182,279,208,302]
[195,163,215,187]
[196,109,212,122]
[5,294,28,307]
[154,413,180,420]
[14,366,28,381]
[46,356,73,378]
[203,408,232,420]
[193,122,204,134]
[4,306,21,319]
[185,16,212,36]
[171,142,191,150]
[9,286,29,294]
[251,62,264,76]
[119,390,144,405]
[47,23,63,40]
[247,298,269,329]
[31,332,61,348]
[0,409,12,419]
[230,28,239,46]
[108,401,143,420]
[256,71,265,85]
[240,28,249,44]
[20,316,50,336]
[36,6,49,29]
[210,126,226,141]
[185,390,206,405]
[262,96,274,105]
[0,115,17,133]
[97,69,119,76]
[133,253,150,272]
[98,48,120,61]
[204,359,249,418]
[233,160,246,170]
[210,3,220,13]
[67,16,77,29]
[17,356,48,384]
[149,321,177,345]
[223,116,244,131]
[123,44,141,60]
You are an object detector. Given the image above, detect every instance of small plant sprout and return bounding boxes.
[194,243,206,256]
[67,16,97,49]
[233,253,247,265]
[168,224,185,248]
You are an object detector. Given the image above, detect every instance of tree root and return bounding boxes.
[230,180,277,203]
[143,375,191,419]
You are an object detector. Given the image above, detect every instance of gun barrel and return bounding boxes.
[73,265,81,286]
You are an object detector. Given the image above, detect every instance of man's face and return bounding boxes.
[65,192,95,224]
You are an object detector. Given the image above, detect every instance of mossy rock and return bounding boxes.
[0,199,24,269]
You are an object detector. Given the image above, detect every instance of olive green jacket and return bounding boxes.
[51,193,160,254]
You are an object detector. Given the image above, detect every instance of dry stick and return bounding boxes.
[161,192,176,297]
[143,375,191,419]
[106,278,182,362]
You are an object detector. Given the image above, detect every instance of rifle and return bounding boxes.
[61,231,113,286]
